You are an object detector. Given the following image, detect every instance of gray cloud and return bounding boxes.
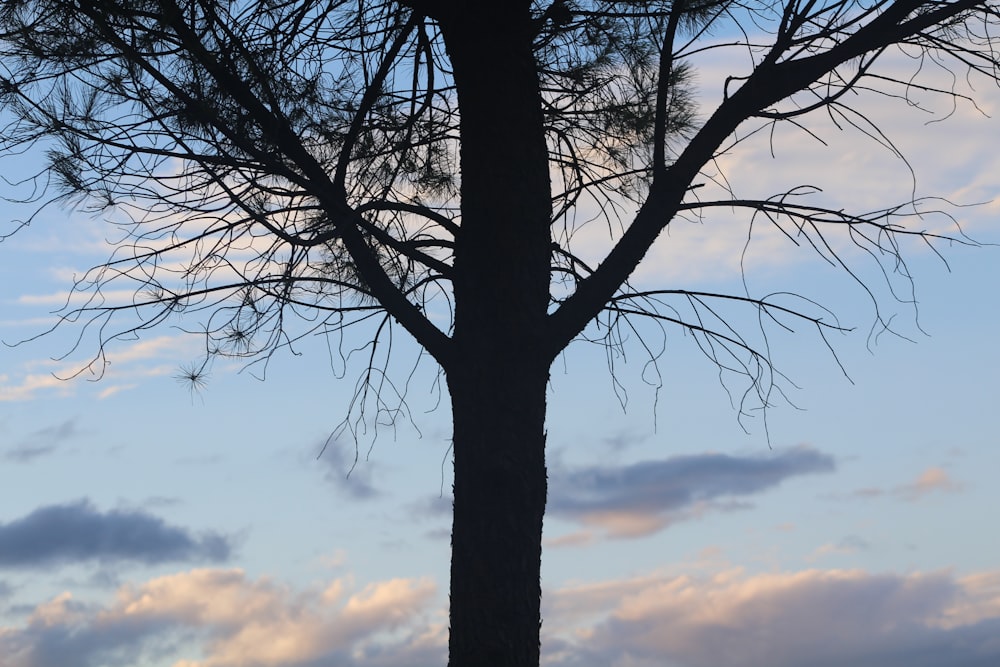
[596,430,651,453]
[2,608,158,667]
[408,495,451,518]
[807,534,874,561]
[0,500,232,568]
[411,446,835,540]
[4,419,80,463]
[315,438,380,500]
[547,445,835,537]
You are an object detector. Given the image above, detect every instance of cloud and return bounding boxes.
[0,372,75,402]
[596,430,651,453]
[16,288,142,308]
[314,438,380,500]
[894,467,962,502]
[839,466,963,503]
[407,495,451,520]
[547,445,835,539]
[0,569,443,667]
[96,384,136,400]
[559,43,1000,294]
[0,336,197,402]
[808,534,872,561]
[851,486,885,499]
[3,419,80,463]
[0,501,232,568]
[543,567,1000,667]
[5,564,1000,667]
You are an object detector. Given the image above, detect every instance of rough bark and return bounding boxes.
[447,361,549,667]
[436,4,553,666]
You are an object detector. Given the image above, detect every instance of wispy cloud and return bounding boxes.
[840,466,963,503]
[0,372,75,402]
[3,419,79,463]
[564,46,1000,291]
[15,288,141,308]
[543,566,1000,667]
[808,534,872,562]
[0,569,443,667]
[0,500,232,568]
[314,438,380,500]
[0,335,196,402]
[894,467,962,502]
[546,445,835,540]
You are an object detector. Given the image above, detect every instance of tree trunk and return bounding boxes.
[436,4,553,666]
[447,361,549,667]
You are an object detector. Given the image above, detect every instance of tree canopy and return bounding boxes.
[2,2,997,666]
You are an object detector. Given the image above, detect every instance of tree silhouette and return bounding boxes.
[1,2,997,665]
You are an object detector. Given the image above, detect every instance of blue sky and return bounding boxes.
[2,31,1000,667]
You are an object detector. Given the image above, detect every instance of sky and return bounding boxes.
[2,18,1000,667]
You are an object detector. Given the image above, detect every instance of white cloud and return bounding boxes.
[564,42,1000,290]
[16,289,141,308]
[0,569,442,667]
[5,563,1000,667]
[97,384,137,400]
[0,335,197,402]
[0,373,75,402]
[544,566,1000,667]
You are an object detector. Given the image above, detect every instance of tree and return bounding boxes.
[1,1,996,665]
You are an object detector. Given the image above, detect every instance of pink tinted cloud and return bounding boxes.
[894,467,963,502]
[0,568,443,667]
[543,566,1000,667]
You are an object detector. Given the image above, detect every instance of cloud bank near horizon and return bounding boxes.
[3,564,999,667]
[0,569,443,667]
[544,567,1000,667]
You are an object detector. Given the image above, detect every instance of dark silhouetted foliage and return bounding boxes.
[2,2,997,665]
